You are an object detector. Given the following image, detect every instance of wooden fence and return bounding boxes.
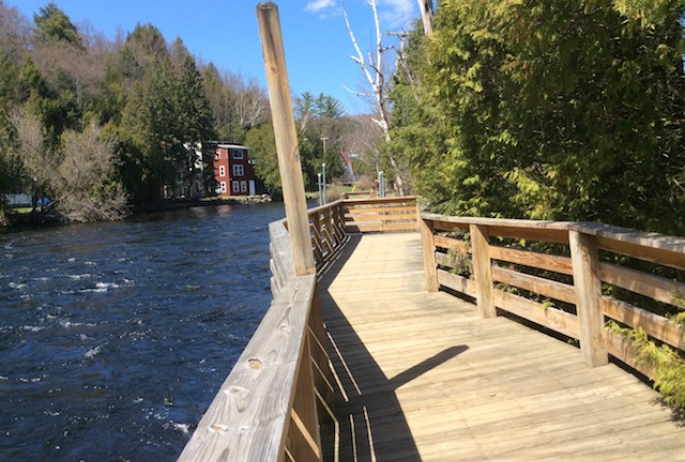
[421,213,685,376]
[343,196,418,233]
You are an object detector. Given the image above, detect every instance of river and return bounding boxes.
[0,203,287,461]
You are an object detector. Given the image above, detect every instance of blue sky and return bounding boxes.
[11,0,421,115]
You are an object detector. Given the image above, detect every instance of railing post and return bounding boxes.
[420,217,439,292]
[569,230,609,367]
[257,3,315,276]
[470,224,496,318]
[311,212,323,267]
[323,207,334,252]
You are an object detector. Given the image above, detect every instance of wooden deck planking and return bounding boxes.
[318,233,685,461]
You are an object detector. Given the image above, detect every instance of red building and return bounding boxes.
[214,144,256,197]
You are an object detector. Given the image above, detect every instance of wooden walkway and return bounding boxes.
[318,233,685,461]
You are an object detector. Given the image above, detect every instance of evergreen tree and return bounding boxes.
[32,1,82,47]
[176,55,216,197]
[412,0,685,234]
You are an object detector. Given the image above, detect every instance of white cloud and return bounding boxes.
[377,0,416,29]
[304,0,337,14]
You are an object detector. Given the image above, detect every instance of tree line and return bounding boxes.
[384,0,685,236]
[0,2,378,222]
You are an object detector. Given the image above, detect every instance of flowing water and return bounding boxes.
[0,203,286,461]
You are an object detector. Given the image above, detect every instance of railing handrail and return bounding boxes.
[420,212,685,381]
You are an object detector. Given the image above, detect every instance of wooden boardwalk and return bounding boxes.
[318,233,685,461]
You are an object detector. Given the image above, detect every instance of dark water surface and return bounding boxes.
[0,203,285,461]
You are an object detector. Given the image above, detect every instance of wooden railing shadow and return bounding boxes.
[317,235,468,461]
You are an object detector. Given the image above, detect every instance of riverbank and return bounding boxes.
[1,194,273,230]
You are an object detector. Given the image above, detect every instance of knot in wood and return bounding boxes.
[247,358,263,369]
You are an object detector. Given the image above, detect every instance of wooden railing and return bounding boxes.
[178,197,417,462]
[343,196,418,233]
[421,213,685,377]
[177,218,339,462]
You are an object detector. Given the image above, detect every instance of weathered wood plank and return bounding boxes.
[432,234,469,252]
[437,269,476,297]
[345,222,418,233]
[420,218,439,292]
[488,245,574,275]
[346,205,418,215]
[603,297,685,351]
[493,289,580,339]
[258,3,315,276]
[487,225,570,244]
[343,196,416,206]
[570,230,609,367]
[491,265,578,305]
[470,224,496,318]
[421,213,572,231]
[178,275,317,462]
[344,212,417,222]
[571,222,685,271]
[599,262,685,307]
[604,329,656,378]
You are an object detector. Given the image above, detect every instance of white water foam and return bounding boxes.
[84,346,101,359]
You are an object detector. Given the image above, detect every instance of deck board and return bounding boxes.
[318,233,685,461]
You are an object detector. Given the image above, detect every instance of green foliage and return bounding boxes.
[32,2,82,47]
[446,244,472,277]
[407,0,685,234]
[244,123,280,194]
[608,321,685,409]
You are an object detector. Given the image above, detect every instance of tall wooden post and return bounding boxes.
[257,3,315,276]
[570,230,609,367]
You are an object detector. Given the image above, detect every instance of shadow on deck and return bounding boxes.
[317,233,685,462]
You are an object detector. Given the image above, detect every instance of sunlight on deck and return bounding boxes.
[319,233,685,461]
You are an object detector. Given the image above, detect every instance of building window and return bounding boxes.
[231,149,244,160]
[240,181,247,193]
[220,181,227,193]
[233,164,244,177]
[219,165,226,177]
[232,181,240,194]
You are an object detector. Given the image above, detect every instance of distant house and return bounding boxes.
[214,144,256,197]
[165,143,207,200]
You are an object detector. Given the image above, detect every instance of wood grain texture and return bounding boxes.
[432,234,469,252]
[269,221,295,295]
[437,269,476,297]
[319,233,685,461]
[572,221,685,257]
[470,224,496,318]
[493,289,580,339]
[491,266,578,305]
[177,275,317,462]
[420,217,439,292]
[489,245,573,275]
[257,2,315,276]
[342,196,417,206]
[603,297,685,351]
[570,230,609,367]
[599,262,685,307]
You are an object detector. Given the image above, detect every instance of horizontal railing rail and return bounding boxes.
[343,196,418,233]
[421,213,685,378]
